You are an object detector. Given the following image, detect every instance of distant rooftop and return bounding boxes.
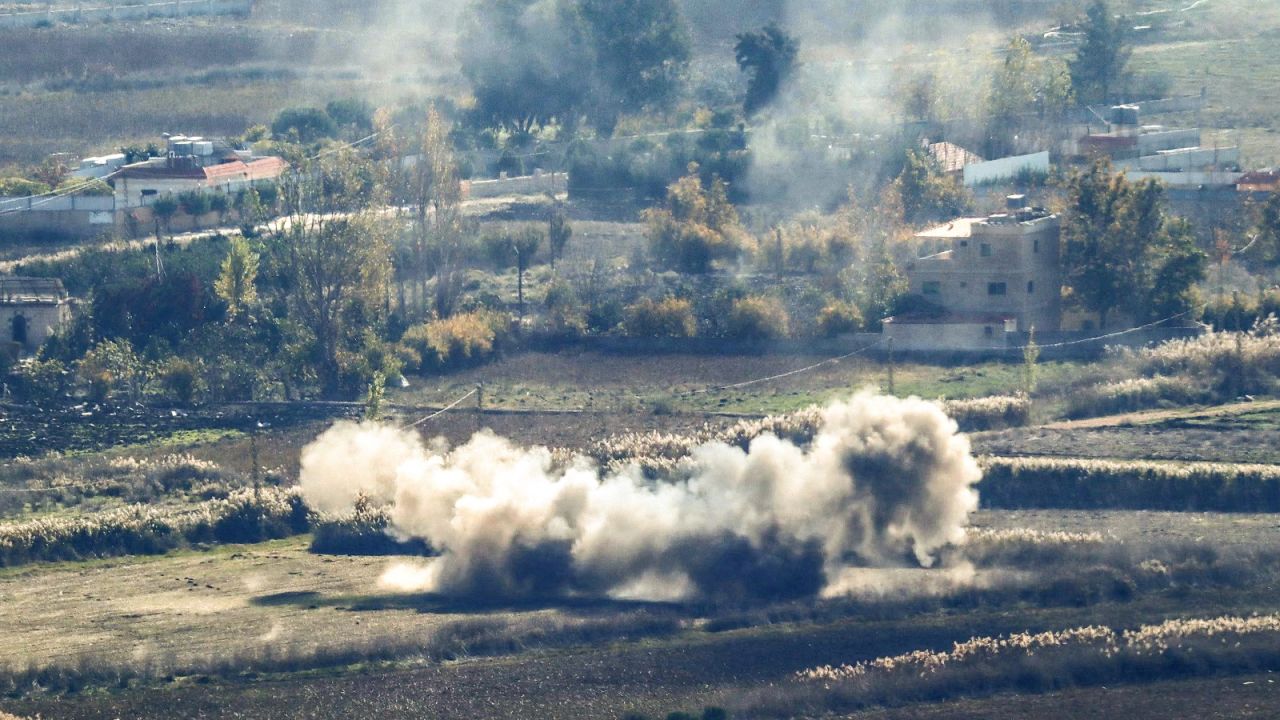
[0,276,67,304]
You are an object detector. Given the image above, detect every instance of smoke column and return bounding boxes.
[299,392,981,601]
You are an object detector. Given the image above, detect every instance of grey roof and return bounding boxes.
[0,276,68,304]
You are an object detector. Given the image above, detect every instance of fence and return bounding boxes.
[0,0,252,28]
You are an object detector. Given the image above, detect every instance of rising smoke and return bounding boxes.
[299,392,981,602]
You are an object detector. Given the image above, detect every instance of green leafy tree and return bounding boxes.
[1068,0,1130,105]
[77,338,142,402]
[271,107,338,144]
[894,148,971,225]
[645,164,750,273]
[459,0,588,134]
[1062,161,1207,328]
[571,0,692,132]
[151,195,179,238]
[263,149,392,397]
[215,235,260,320]
[178,190,211,229]
[548,209,572,269]
[734,23,800,116]
[1246,190,1280,266]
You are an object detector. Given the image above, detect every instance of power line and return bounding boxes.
[400,387,478,429]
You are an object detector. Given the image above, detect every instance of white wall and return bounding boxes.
[963,151,1050,187]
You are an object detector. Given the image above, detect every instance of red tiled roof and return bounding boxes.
[203,157,288,182]
[1236,170,1279,188]
[111,157,289,183]
[928,142,984,174]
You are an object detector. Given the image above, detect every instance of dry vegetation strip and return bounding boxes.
[768,614,1280,717]
[979,456,1280,512]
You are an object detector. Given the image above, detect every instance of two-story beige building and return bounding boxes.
[884,198,1061,351]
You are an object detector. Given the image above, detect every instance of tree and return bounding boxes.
[262,149,392,397]
[271,107,338,144]
[645,164,750,273]
[178,190,211,230]
[1068,0,1130,105]
[151,195,179,239]
[400,106,466,319]
[548,209,572,269]
[893,148,971,225]
[571,0,692,132]
[484,229,542,321]
[734,24,799,116]
[458,0,588,134]
[1246,190,1280,266]
[1061,161,1206,328]
[214,235,260,320]
[325,98,374,138]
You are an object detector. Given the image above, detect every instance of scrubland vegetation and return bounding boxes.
[3,0,1280,717]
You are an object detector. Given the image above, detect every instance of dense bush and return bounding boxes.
[724,296,789,341]
[939,394,1030,430]
[0,488,308,568]
[1063,374,1210,418]
[980,456,1280,511]
[310,497,431,556]
[623,297,697,338]
[399,309,511,371]
[816,301,864,337]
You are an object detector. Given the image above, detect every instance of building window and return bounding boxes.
[988,282,1007,296]
[959,240,969,247]
[984,325,994,337]
[1027,281,1035,294]
[922,281,941,295]
[141,189,158,197]
[959,281,968,288]
[980,243,992,257]
[1033,239,1040,253]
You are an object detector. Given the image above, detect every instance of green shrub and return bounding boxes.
[158,357,203,405]
[400,309,511,371]
[725,296,789,341]
[816,301,864,337]
[623,297,697,338]
[0,177,51,196]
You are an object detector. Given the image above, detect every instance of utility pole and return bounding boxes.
[886,336,895,396]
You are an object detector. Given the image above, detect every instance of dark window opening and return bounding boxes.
[141,189,158,197]
[983,325,994,337]
[11,315,27,345]
[1033,239,1040,252]
[1027,281,1035,294]
[980,243,992,257]
[959,240,969,247]
[988,282,1007,296]
[922,281,941,295]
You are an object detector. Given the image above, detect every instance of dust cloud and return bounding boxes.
[299,392,982,602]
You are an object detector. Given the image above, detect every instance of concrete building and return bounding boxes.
[0,277,71,357]
[108,134,288,209]
[1080,105,1241,188]
[884,198,1061,351]
[110,155,288,208]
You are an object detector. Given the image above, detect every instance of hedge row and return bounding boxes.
[0,487,308,568]
[980,456,1280,512]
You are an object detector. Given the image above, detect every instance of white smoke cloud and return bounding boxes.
[299,392,981,602]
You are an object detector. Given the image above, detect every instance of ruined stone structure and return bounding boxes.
[0,277,71,357]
